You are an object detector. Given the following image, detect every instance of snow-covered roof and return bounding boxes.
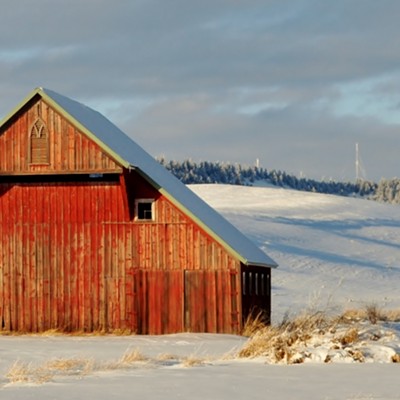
[1,87,277,268]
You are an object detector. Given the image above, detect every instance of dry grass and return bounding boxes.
[0,328,136,337]
[5,349,148,385]
[5,350,150,385]
[182,356,206,367]
[365,304,384,324]
[6,361,35,383]
[238,306,400,364]
[346,349,365,363]
[119,348,148,364]
[6,361,54,384]
[239,311,332,363]
[101,348,150,371]
[338,327,359,346]
[5,349,209,384]
[108,328,136,336]
[385,309,400,322]
[338,309,366,323]
[241,311,269,337]
[6,357,96,384]
[156,353,179,361]
[338,306,400,324]
[44,357,95,375]
[391,353,400,363]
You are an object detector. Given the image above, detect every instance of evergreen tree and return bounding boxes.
[156,158,400,205]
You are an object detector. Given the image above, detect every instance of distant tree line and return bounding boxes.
[371,178,400,204]
[158,158,400,204]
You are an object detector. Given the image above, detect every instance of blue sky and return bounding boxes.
[1,0,400,182]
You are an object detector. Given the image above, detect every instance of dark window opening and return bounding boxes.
[136,200,154,220]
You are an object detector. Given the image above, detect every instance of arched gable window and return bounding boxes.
[29,118,49,164]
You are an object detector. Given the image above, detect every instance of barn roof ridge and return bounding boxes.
[1,87,277,269]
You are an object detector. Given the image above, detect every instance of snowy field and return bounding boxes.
[1,184,400,399]
[191,184,400,320]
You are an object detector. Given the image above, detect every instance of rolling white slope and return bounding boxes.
[189,184,400,321]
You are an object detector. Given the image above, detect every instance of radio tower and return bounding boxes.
[355,143,360,181]
[355,143,366,181]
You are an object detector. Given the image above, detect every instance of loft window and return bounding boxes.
[29,118,49,164]
[135,199,155,221]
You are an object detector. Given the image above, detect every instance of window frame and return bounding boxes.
[134,198,155,221]
[29,117,50,165]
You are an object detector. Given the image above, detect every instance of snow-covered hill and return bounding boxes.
[189,184,400,321]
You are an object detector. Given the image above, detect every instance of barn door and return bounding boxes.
[184,270,239,333]
[136,270,183,334]
[241,266,271,325]
[184,271,205,332]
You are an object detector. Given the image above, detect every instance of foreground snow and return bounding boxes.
[1,184,400,399]
[0,333,399,400]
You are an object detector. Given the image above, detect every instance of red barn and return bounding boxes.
[0,88,277,334]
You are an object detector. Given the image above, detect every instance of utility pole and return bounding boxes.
[355,142,360,181]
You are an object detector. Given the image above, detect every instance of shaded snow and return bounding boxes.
[190,184,400,321]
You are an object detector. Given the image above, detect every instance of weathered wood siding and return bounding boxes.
[0,94,270,334]
[0,98,122,175]
[0,174,241,334]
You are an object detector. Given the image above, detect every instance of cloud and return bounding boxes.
[116,89,399,181]
[1,0,400,181]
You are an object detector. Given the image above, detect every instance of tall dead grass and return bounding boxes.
[239,306,400,364]
[241,311,269,337]
[239,311,332,363]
